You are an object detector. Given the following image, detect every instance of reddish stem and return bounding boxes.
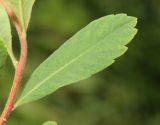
[0,1,27,125]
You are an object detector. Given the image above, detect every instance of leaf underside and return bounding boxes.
[42,121,57,125]
[15,14,137,107]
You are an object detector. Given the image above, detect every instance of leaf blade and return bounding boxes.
[16,14,137,107]
[0,5,16,67]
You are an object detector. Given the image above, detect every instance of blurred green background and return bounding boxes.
[1,0,160,125]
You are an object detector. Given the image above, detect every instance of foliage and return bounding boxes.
[0,0,137,124]
[2,0,159,125]
[0,3,137,124]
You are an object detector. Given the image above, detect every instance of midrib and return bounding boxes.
[16,42,97,106]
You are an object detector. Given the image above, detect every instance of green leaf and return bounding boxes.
[0,40,7,68]
[4,0,35,31]
[0,5,16,67]
[15,14,137,107]
[42,121,57,125]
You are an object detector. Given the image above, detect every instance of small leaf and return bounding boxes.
[5,0,35,31]
[42,121,57,125]
[0,5,16,67]
[15,14,137,107]
[0,40,7,68]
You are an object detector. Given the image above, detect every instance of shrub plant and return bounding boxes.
[0,1,137,125]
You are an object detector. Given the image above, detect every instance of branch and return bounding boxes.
[0,1,27,125]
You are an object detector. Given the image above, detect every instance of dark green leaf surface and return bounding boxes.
[0,40,7,68]
[16,14,137,107]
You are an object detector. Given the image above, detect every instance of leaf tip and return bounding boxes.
[42,121,57,125]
